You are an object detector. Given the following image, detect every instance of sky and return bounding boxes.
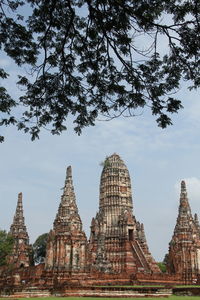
[1,7,200,263]
[1,82,200,262]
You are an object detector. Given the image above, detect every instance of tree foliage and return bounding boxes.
[157,261,167,273]
[0,229,14,266]
[163,253,169,265]
[32,233,48,264]
[0,0,200,141]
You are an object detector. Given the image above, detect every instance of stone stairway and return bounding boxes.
[131,241,150,271]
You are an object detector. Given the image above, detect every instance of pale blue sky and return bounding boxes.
[0,8,200,262]
[0,81,200,262]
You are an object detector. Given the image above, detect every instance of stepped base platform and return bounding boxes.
[0,286,172,298]
[0,287,51,298]
[56,287,172,298]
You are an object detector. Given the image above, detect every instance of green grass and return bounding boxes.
[94,285,165,288]
[9,297,200,300]
[94,285,200,288]
[174,285,200,288]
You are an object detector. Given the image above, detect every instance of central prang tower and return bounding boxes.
[89,153,160,274]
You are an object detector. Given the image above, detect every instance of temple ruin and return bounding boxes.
[1,153,200,293]
[89,153,159,274]
[8,192,31,268]
[167,180,200,282]
[45,166,88,273]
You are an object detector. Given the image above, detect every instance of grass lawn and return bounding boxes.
[94,285,166,288]
[94,285,200,288]
[11,297,200,300]
[175,285,200,288]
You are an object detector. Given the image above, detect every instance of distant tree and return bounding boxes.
[157,254,169,273]
[0,229,14,266]
[0,0,200,142]
[99,157,111,168]
[163,253,169,265]
[33,233,48,264]
[28,244,35,266]
[157,262,167,273]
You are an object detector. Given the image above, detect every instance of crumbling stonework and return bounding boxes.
[45,166,87,273]
[167,180,200,282]
[89,153,160,274]
[3,155,200,291]
[8,192,30,268]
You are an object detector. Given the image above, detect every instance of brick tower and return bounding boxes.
[167,180,200,282]
[89,153,159,274]
[8,192,30,268]
[45,166,87,273]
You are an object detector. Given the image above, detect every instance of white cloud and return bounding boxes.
[175,177,200,200]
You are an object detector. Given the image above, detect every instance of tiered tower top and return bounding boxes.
[100,153,133,207]
[171,180,200,241]
[53,166,82,233]
[174,180,193,233]
[8,192,30,268]
[99,153,133,227]
[10,192,29,241]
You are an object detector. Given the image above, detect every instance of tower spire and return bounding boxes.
[45,166,87,272]
[180,180,188,200]
[60,165,78,210]
[194,213,200,236]
[167,180,200,278]
[8,192,30,268]
[54,165,79,230]
[181,180,186,193]
[178,180,192,218]
[10,192,25,232]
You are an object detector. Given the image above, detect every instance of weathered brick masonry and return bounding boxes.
[88,153,159,274]
[1,153,200,291]
[45,166,88,273]
[167,180,200,283]
[8,192,31,268]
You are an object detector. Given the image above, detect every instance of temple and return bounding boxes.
[45,166,87,273]
[44,156,159,275]
[1,154,200,294]
[8,192,30,268]
[167,180,200,282]
[89,153,159,274]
